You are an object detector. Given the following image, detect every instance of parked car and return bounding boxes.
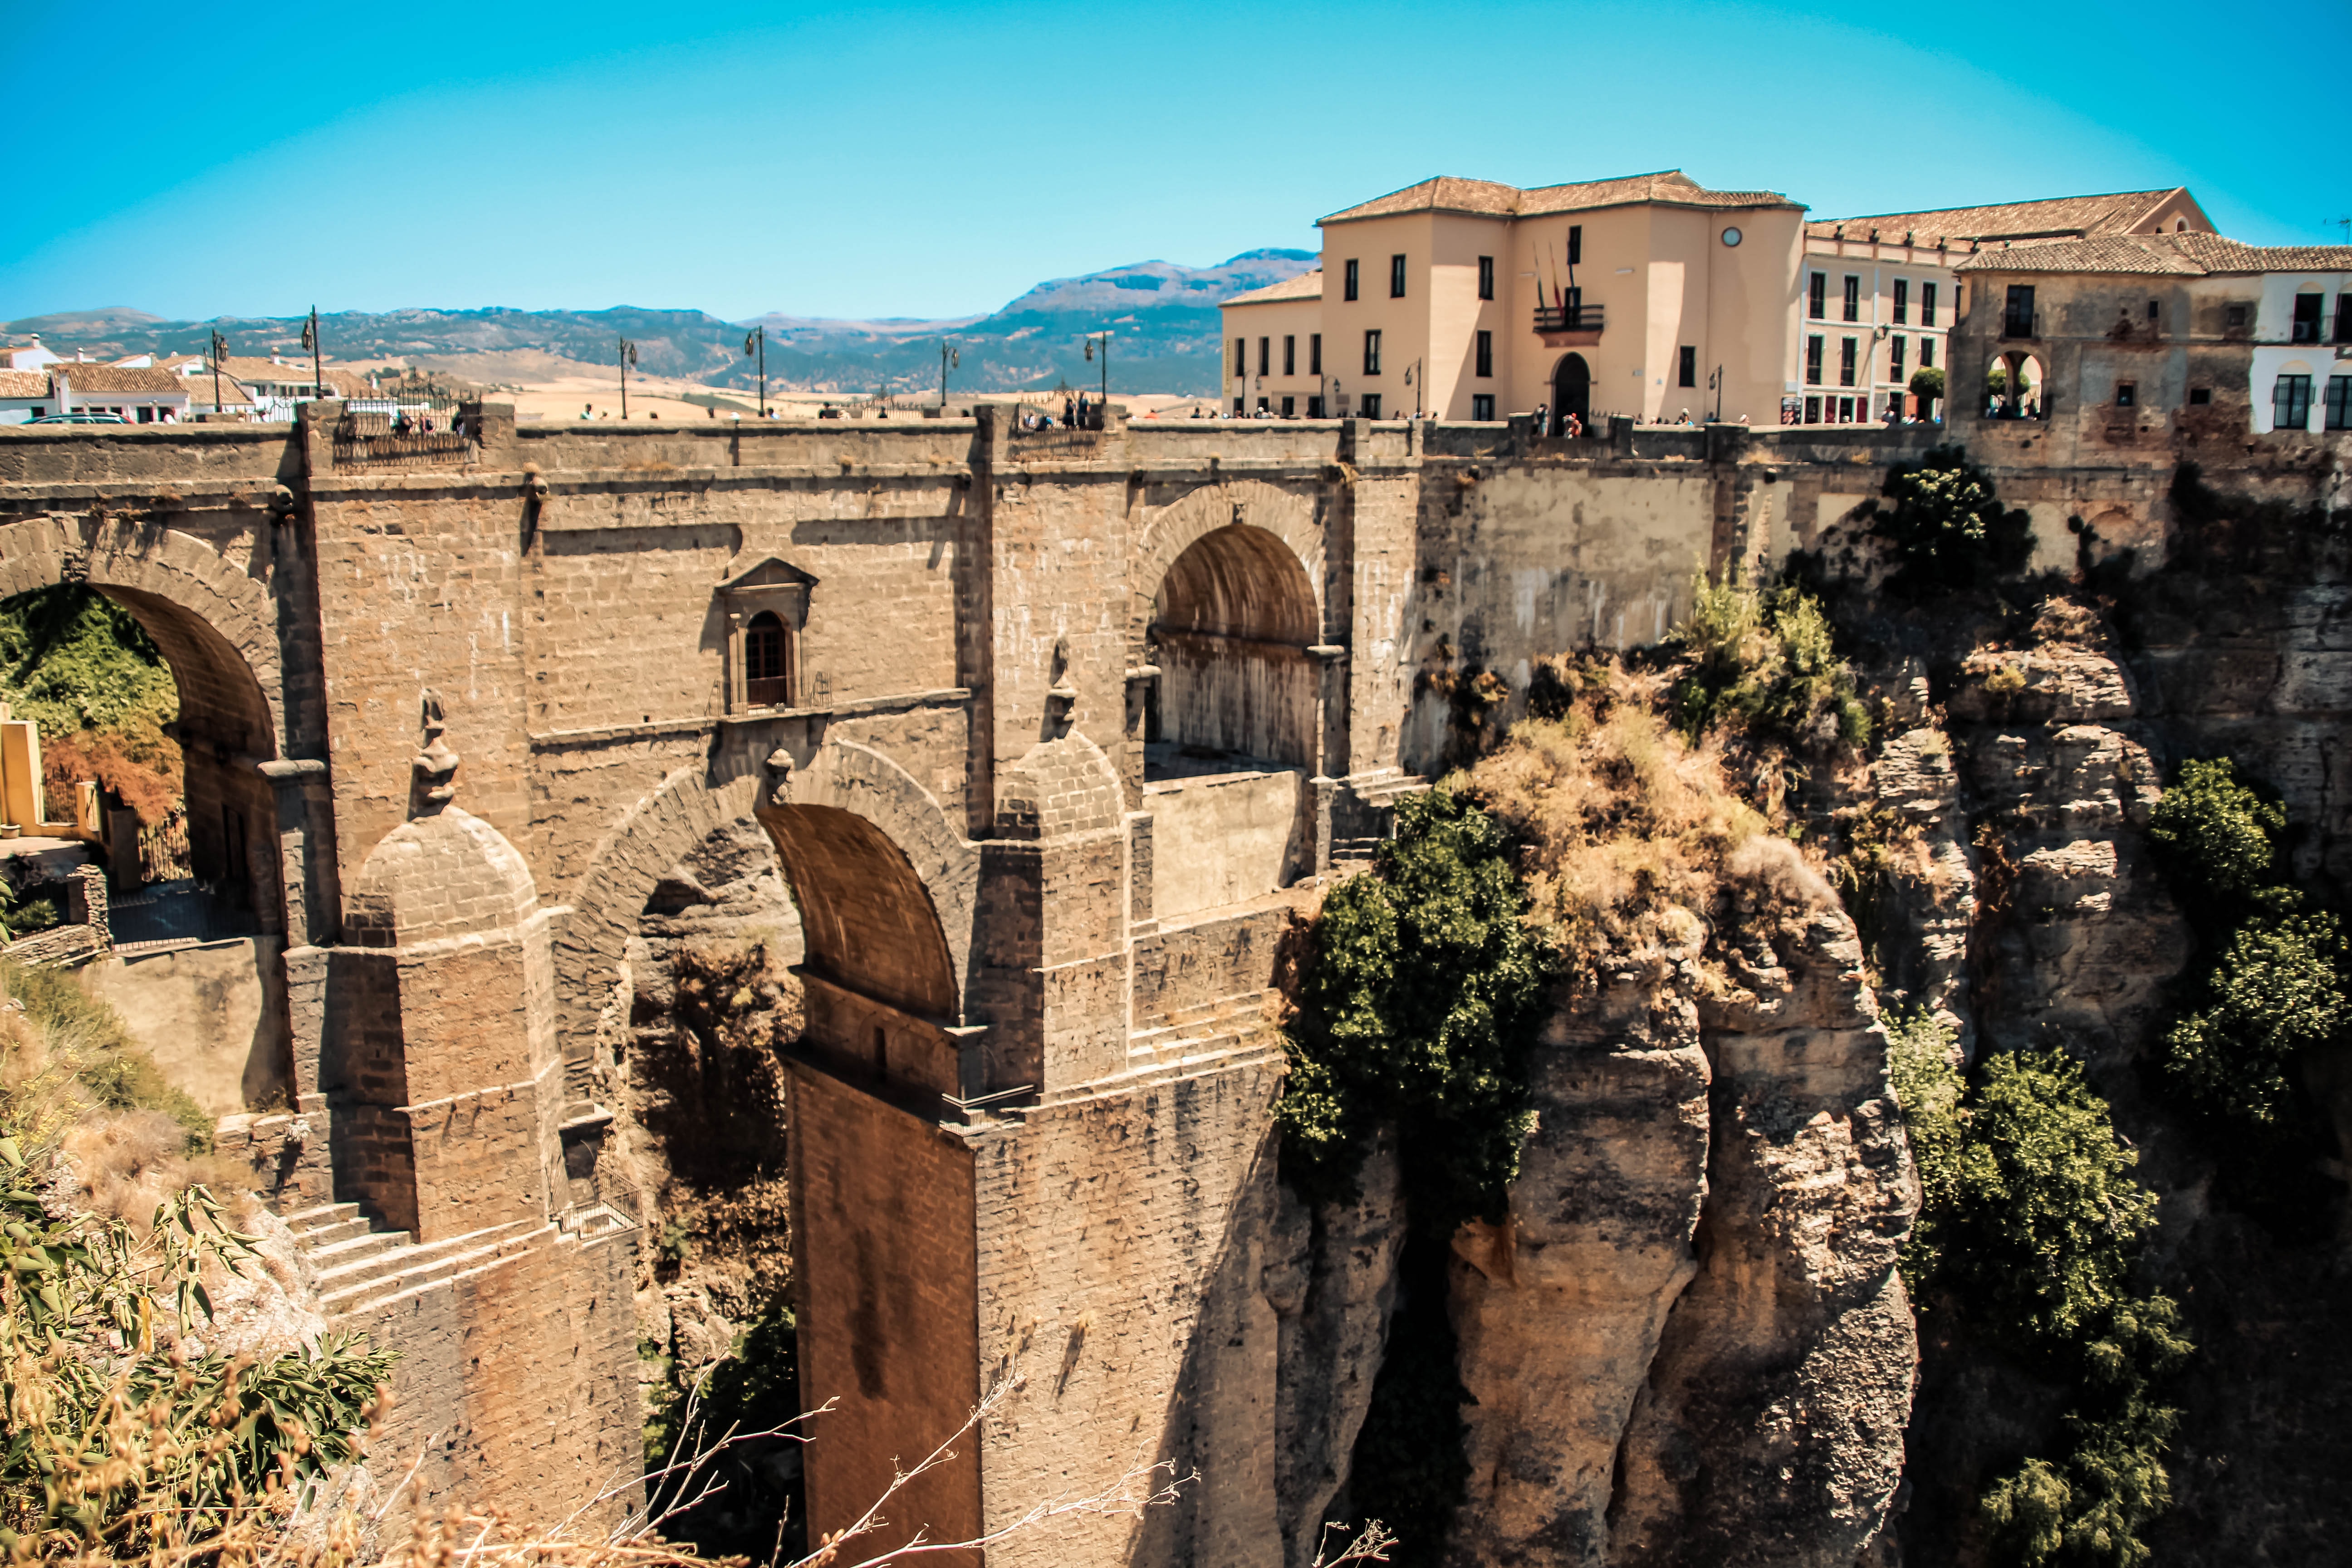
[26,412,131,425]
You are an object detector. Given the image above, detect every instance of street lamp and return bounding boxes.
[300,308,323,401]
[939,338,959,411]
[1082,330,1112,419]
[617,337,638,419]
[742,326,767,418]
[209,330,229,418]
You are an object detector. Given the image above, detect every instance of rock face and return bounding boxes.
[1411,854,1916,1568]
[1446,942,1710,1568]
[1607,883,1916,1568]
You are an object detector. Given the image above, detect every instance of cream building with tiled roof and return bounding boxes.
[1224,169,1808,428]
[1791,187,2214,425]
[1220,270,1325,416]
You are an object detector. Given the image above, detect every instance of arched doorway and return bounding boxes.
[1144,522,1320,915]
[1551,353,1591,434]
[1988,352,2044,420]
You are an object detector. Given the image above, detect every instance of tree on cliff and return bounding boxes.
[1872,445,2034,593]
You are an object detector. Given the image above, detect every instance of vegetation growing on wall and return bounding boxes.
[2146,756,2347,1220]
[1872,445,2035,593]
[1887,1010,2190,1568]
[1666,570,1868,754]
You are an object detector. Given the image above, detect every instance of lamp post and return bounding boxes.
[301,308,323,401]
[209,330,228,418]
[617,337,638,419]
[939,338,959,411]
[1708,364,1724,423]
[1082,329,1112,419]
[742,327,767,418]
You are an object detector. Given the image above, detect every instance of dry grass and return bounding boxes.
[1463,658,1767,986]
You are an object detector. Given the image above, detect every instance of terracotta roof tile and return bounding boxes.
[0,370,49,398]
[48,365,190,393]
[1952,233,2352,276]
[1224,271,1323,306]
[1808,189,2199,247]
[1321,169,1799,225]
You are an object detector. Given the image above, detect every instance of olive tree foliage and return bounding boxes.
[1276,787,1553,1238]
[1666,570,1869,753]
[1886,1025,2190,1568]
[1871,444,2036,592]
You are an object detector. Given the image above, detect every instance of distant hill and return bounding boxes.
[0,250,1317,397]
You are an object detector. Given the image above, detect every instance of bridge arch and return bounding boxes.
[0,513,292,926]
[1132,478,1326,659]
[554,738,979,1063]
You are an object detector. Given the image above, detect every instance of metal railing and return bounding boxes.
[1533,304,1607,333]
[138,812,191,884]
[332,397,476,469]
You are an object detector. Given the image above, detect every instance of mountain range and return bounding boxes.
[0,250,1318,398]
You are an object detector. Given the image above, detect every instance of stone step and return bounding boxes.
[291,1214,373,1249]
[308,1230,422,1290]
[321,1222,547,1318]
[282,1201,364,1239]
[1041,1038,1287,1110]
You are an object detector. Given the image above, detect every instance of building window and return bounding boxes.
[2224,303,2249,333]
[1921,282,1937,327]
[1258,337,1270,377]
[1893,279,1909,323]
[1478,256,1494,300]
[2116,381,2136,408]
[2003,285,2036,338]
[2188,387,2211,406]
[1343,260,1359,301]
[1310,333,1322,374]
[1475,330,1493,378]
[1809,272,1826,319]
[1471,393,1494,420]
[1283,335,1296,376]
[2292,293,2323,344]
[1363,329,1382,375]
[1842,275,1860,322]
[2147,299,2160,322]
[1677,346,1696,387]
[1567,225,1582,265]
[1233,338,1245,375]
[1804,395,1821,424]
[744,612,792,707]
[1308,396,1325,417]
[1360,392,1382,419]
[1281,396,1295,416]
[2336,294,2352,344]
[1390,254,1407,298]
[2274,374,2313,430]
[1838,396,1855,423]
[1805,335,1824,385]
[1919,336,1934,368]
[1233,397,1245,415]
[1889,335,1906,382]
[2326,376,2352,431]
[1839,337,1857,387]
[1256,396,1269,413]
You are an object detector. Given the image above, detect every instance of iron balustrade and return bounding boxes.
[1534,303,1607,333]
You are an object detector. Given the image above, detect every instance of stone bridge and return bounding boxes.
[0,405,2116,1564]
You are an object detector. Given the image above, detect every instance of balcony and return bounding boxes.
[1533,303,1605,345]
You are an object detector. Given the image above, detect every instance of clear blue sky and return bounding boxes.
[6,0,2345,325]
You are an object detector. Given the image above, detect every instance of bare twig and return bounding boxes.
[1312,1518,1396,1566]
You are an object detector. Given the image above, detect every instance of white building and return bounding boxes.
[49,366,192,423]
[0,337,59,373]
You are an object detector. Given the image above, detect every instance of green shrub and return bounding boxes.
[1277,788,1553,1236]
[0,585,176,741]
[2146,757,2285,913]
[2162,912,2347,1130]
[1884,1008,1962,1290]
[1667,572,1869,752]
[1872,445,2035,592]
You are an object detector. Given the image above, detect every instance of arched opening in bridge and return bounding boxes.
[1986,352,2043,420]
[617,797,974,1562]
[1551,352,1592,434]
[1143,523,1318,917]
[0,580,279,950]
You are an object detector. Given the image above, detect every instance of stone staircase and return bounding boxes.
[284,1202,546,1321]
[1040,991,1283,1110]
[1329,769,1431,865]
